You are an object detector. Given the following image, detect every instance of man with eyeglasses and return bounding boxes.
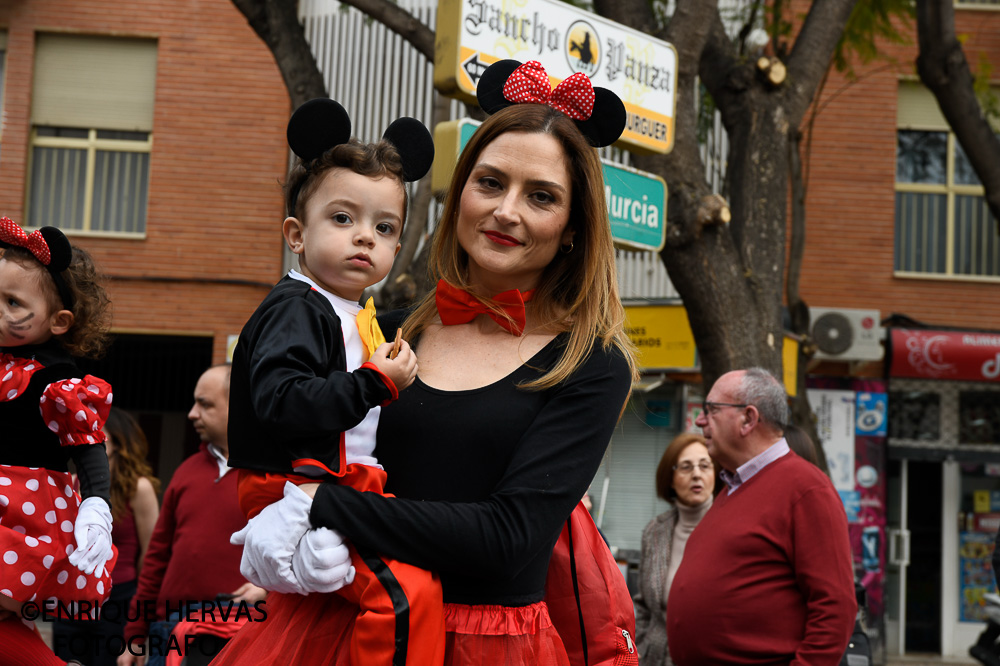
[666,368,856,666]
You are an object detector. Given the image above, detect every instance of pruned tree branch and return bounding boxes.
[916,0,1000,232]
[786,0,859,120]
[231,0,327,108]
[592,0,658,38]
[699,5,741,121]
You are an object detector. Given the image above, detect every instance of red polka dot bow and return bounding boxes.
[0,217,52,265]
[502,61,595,121]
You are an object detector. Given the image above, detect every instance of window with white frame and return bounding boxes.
[27,33,156,234]
[895,81,999,278]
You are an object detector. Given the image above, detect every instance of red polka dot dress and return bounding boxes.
[0,341,117,608]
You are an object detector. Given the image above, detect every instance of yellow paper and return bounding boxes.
[356,297,387,360]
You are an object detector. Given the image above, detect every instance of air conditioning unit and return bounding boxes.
[809,307,884,361]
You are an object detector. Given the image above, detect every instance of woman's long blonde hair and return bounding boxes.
[402,104,638,389]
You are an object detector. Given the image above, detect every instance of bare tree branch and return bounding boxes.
[231,0,327,108]
[916,0,1000,232]
[592,0,658,37]
[339,0,435,61]
[785,0,859,121]
[698,4,741,115]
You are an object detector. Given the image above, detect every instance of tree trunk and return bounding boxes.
[916,0,1000,233]
[231,0,327,108]
[615,0,857,392]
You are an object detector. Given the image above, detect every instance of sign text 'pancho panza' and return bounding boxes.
[434,0,678,154]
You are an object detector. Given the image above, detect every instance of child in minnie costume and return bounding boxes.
[220,100,444,665]
[0,219,116,666]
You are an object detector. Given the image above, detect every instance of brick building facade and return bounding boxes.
[0,0,289,360]
[0,0,290,477]
[793,5,1000,658]
[799,7,1000,329]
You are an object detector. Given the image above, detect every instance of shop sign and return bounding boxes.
[855,392,887,438]
[973,490,1000,514]
[433,118,666,251]
[624,303,696,370]
[890,328,1000,382]
[973,512,1000,534]
[434,0,678,154]
[807,389,856,493]
[624,302,800,397]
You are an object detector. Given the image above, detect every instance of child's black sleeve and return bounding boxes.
[70,444,112,508]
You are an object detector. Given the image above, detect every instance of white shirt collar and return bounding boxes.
[206,443,231,480]
[288,269,362,314]
[720,438,790,495]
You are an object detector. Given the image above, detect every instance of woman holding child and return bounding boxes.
[219,58,638,665]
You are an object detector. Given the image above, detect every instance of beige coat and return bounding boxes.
[633,508,678,666]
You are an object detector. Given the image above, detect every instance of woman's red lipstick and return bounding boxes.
[484,231,520,246]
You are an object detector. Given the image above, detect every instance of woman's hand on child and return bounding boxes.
[291,527,356,593]
[68,496,114,576]
[370,340,418,391]
[230,481,315,595]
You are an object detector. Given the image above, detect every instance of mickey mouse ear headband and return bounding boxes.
[476,60,627,148]
[0,217,75,309]
[286,98,435,214]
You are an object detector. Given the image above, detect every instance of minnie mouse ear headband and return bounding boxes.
[286,98,435,214]
[0,217,75,310]
[476,60,627,148]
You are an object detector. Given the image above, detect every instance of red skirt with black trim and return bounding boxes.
[215,593,568,665]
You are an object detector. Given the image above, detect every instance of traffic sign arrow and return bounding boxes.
[462,52,489,87]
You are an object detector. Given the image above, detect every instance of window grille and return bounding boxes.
[895,82,999,279]
[27,34,156,235]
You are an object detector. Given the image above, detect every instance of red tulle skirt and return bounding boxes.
[214,593,568,666]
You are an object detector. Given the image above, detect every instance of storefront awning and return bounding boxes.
[889,328,1000,382]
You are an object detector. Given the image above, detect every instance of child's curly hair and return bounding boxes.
[283,138,408,222]
[3,243,112,358]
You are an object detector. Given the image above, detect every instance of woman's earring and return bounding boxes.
[560,241,574,254]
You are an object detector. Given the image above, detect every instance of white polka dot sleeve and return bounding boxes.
[39,376,113,446]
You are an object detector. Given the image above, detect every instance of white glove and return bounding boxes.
[230,482,315,595]
[291,527,355,594]
[68,497,114,577]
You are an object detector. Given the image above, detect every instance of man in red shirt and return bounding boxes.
[666,368,856,666]
[118,365,265,666]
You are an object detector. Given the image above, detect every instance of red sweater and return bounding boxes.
[124,445,248,640]
[666,452,857,666]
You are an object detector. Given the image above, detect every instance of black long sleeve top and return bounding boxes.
[309,333,631,606]
[228,276,394,477]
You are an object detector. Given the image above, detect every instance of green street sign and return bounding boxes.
[603,161,666,252]
[433,118,667,252]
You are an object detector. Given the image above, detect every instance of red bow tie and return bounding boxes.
[435,280,534,336]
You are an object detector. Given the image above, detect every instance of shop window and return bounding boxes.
[895,82,999,278]
[26,33,157,234]
[960,391,1000,445]
[888,390,940,440]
